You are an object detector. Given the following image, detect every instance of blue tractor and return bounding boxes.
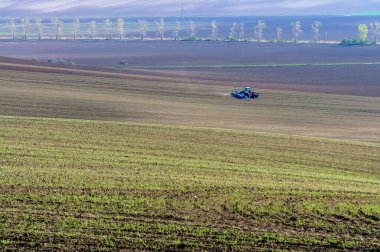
[231,87,260,100]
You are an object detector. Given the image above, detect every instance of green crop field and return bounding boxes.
[0,116,379,250]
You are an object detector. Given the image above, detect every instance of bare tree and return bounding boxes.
[52,18,64,40]
[156,17,165,40]
[89,20,96,39]
[211,20,218,41]
[117,18,124,40]
[229,22,237,41]
[370,21,380,44]
[358,24,369,42]
[35,18,43,40]
[73,18,80,40]
[291,21,302,43]
[9,18,16,39]
[312,21,322,43]
[276,26,283,42]
[138,19,148,40]
[189,20,196,39]
[104,19,112,39]
[173,20,181,40]
[20,17,31,39]
[239,23,245,42]
[254,20,266,42]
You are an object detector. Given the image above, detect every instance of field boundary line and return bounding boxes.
[129,62,380,69]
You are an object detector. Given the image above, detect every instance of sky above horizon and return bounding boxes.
[0,0,379,17]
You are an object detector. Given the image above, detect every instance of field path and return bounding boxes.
[129,61,380,69]
[0,62,189,83]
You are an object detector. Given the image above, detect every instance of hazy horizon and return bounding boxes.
[0,0,379,17]
[1,14,379,19]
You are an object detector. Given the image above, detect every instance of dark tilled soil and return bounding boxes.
[0,41,379,97]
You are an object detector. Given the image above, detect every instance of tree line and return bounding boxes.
[5,17,380,44]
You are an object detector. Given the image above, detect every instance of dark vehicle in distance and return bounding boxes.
[231,87,260,100]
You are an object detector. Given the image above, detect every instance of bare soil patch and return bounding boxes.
[0,41,380,96]
[0,67,379,142]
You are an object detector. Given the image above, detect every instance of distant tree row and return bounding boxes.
[5,17,380,44]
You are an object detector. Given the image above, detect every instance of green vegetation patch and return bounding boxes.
[0,116,379,250]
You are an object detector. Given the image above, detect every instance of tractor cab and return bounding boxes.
[231,87,260,100]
